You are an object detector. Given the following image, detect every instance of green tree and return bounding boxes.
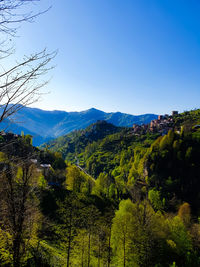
[92,172,111,198]
[166,216,192,266]
[81,204,101,267]
[111,199,135,267]
[72,229,88,266]
[112,199,167,267]
[148,189,165,211]
[56,193,83,267]
[65,165,84,192]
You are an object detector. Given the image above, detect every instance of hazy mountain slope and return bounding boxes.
[1,106,157,146]
[0,118,51,146]
[41,120,124,161]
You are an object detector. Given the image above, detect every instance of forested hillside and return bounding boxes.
[1,109,199,266]
[42,120,125,162]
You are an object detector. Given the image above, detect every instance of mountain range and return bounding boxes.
[0,106,157,146]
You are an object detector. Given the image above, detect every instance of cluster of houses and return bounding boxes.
[132,111,179,135]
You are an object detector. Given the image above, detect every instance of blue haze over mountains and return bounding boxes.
[0,106,158,146]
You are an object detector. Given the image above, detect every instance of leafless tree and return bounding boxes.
[0,0,55,125]
[0,49,56,124]
[0,0,50,57]
[0,153,41,267]
[0,2,56,264]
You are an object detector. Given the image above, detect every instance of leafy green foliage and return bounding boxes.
[1,109,200,266]
[146,129,200,214]
[41,120,123,162]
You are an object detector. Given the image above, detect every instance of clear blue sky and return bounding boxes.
[6,0,200,115]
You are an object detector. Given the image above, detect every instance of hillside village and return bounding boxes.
[132,110,179,135]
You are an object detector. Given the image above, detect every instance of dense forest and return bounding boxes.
[1,109,200,266]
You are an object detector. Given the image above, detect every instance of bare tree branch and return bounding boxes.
[0,0,51,33]
[0,1,56,127]
[0,0,51,56]
[0,49,57,123]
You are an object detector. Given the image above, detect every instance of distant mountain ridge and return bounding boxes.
[0,105,158,146]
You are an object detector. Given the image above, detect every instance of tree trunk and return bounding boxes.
[123,235,126,267]
[98,236,101,267]
[67,211,72,267]
[67,234,71,267]
[13,169,27,267]
[88,232,91,267]
[108,228,111,267]
[81,242,84,267]
[13,239,20,267]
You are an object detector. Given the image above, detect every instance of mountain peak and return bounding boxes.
[84,107,104,113]
[1,106,158,146]
[89,107,99,111]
